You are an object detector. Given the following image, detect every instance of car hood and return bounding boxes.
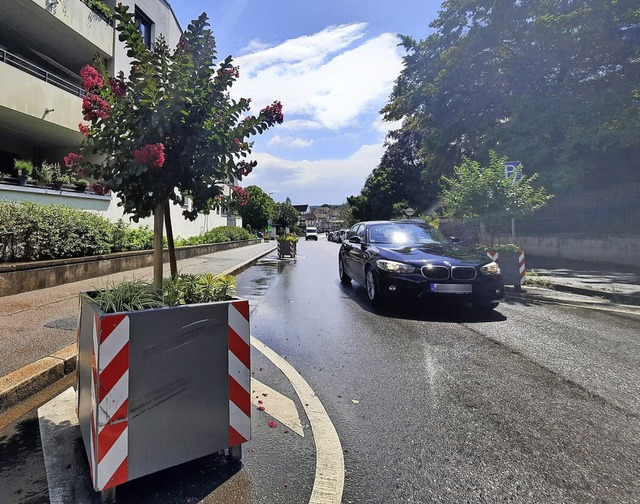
[376,243,490,266]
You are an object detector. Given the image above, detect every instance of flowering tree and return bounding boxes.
[67,5,283,288]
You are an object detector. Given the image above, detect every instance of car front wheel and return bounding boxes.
[365,266,383,306]
[339,257,351,284]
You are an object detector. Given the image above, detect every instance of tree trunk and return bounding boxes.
[153,201,164,290]
[164,200,178,279]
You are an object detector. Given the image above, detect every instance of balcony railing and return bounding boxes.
[0,48,84,97]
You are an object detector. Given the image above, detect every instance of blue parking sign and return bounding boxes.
[504,161,522,180]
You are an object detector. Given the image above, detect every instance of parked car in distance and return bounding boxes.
[338,220,504,310]
[337,229,349,242]
[305,226,318,240]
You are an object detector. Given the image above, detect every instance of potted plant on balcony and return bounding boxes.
[66,5,283,496]
[49,162,71,190]
[73,178,89,192]
[14,159,34,186]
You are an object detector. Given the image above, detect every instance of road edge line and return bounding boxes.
[251,335,345,504]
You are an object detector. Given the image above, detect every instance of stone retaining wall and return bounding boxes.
[0,239,261,297]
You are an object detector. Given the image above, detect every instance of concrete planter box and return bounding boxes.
[277,240,297,258]
[76,295,251,493]
[487,250,526,290]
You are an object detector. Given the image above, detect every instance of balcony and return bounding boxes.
[0,54,84,148]
[1,0,114,73]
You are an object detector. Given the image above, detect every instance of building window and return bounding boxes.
[135,7,153,48]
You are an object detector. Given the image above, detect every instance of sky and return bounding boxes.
[168,0,440,206]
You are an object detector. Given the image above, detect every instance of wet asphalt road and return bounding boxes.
[1,237,640,503]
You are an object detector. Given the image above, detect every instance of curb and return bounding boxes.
[0,246,277,415]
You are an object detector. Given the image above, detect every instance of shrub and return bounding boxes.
[0,201,112,261]
[110,220,156,252]
[14,159,34,177]
[175,226,252,246]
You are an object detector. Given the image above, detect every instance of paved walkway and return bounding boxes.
[525,256,640,305]
[0,241,276,412]
[1,245,640,415]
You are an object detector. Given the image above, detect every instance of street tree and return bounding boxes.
[238,185,275,232]
[274,202,299,235]
[347,129,439,220]
[65,5,283,288]
[440,151,552,243]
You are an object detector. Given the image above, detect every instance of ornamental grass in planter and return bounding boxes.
[68,4,283,495]
[276,234,298,257]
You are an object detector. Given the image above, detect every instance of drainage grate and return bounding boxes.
[44,317,78,331]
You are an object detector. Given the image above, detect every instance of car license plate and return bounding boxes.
[430,284,472,294]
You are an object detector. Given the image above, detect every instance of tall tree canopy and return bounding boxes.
[347,129,439,220]
[382,0,640,192]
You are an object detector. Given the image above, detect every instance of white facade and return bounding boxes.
[0,0,239,237]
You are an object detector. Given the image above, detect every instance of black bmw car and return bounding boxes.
[338,220,505,310]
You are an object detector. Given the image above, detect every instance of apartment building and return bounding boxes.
[0,0,239,237]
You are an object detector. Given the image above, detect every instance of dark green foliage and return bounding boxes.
[237,186,275,231]
[274,202,299,233]
[110,220,156,252]
[0,202,252,263]
[0,201,112,261]
[382,1,640,193]
[174,226,252,246]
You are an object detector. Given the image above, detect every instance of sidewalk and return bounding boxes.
[0,241,276,413]
[523,256,640,306]
[1,246,640,415]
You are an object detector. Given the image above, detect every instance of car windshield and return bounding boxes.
[368,223,448,245]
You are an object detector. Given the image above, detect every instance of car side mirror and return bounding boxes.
[349,236,361,244]
[450,236,462,244]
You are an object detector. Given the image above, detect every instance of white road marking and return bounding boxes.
[251,335,345,504]
[252,378,305,437]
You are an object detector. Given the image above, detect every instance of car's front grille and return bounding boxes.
[451,266,477,280]
[421,265,449,280]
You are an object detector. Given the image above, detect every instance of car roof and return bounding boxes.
[354,220,425,226]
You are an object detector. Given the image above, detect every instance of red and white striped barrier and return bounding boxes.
[517,250,526,285]
[84,301,252,492]
[90,313,130,491]
[228,300,251,447]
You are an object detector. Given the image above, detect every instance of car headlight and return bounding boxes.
[480,261,501,275]
[376,259,415,273]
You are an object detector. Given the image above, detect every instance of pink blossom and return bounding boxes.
[261,100,284,124]
[268,420,278,428]
[64,152,84,169]
[80,65,104,91]
[234,160,257,177]
[134,143,165,169]
[78,123,90,137]
[108,75,127,97]
[82,93,110,121]
[232,185,250,206]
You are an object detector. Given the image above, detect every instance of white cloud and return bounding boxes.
[229,23,407,204]
[243,143,384,205]
[268,135,313,148]
[232,25,405,129]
